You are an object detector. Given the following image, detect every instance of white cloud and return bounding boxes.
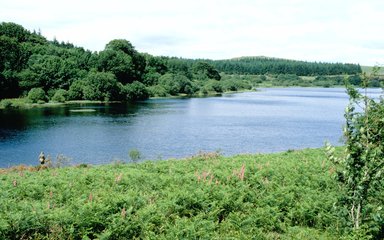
[1,0,383,65]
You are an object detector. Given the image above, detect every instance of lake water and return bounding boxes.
[0,88,381,167]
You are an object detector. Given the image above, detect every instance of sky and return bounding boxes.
[1,0,383,66]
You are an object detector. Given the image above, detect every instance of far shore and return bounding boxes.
[3,85,374,110]
[0,89,259,110]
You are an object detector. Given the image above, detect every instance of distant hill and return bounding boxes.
[208,56,362,76]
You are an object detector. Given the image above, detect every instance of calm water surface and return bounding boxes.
[0,88,381,167]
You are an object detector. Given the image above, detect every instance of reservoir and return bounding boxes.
[0,87,380,167]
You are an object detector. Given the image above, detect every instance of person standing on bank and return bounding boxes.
[39,152,45,165]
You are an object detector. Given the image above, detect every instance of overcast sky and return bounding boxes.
[1,0,383,65]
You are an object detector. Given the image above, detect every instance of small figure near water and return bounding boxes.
[39,151,45,165]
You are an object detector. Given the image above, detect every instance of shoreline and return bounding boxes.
[0,89,258,110]
[0,146,340,171]
[0,85,351,110]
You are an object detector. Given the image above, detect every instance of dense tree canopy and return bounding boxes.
[210,57,362,76]
[192,61,221,80]
[0,22,364,102]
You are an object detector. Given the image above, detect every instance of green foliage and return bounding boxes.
[220,77,252,92]
[147,85,168,97]
[51,89,68,102]
[82,71,120,101]
[99,39,146,83]
[192,61,221,80]
[124,81,149,101]
[67,79,86,100]
[326,68,384,238]
[166,57,193,77]
[0,99,13,108]
[0,35,24,72]
[97,49,135,84]
[0,22,30,43]
[211,56,362,76]
[27,87,46,103]
[144,54,168,75]
[18,47,84,92]
[128,149,142,163]
[0,35,25,98]
[158,73,195,95]
[142,71,161,86]
[203,79,223,93]
[348,75,362,86]
[0,148,352,239]
[313,75,344,87]
[0,98,28,109]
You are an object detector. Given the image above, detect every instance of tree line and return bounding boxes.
[210,57,362,76]
[0,22,363,103]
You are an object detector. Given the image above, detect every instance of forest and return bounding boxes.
[1,22,364,105]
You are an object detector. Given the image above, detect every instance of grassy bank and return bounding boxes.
[1,148,370,239]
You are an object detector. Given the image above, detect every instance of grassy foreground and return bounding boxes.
[0,148,361,239]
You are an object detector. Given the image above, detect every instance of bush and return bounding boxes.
[348,75,362,86]
[143,72,161,85]
[326,69,384,238]
[147,85,168,97]
[0,99,12,108]
[82,71,120,101]
[129,149,141,163]
[124,81,149,101]
[204,80,223,93]
[27,88,46,103]
[221,79,251,91]
[68,80,85,100]
[158,73,194,95]
[51,89,68,103]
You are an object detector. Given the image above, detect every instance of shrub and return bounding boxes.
[124,81,149,101]
[203,80,223,93]
[129,149,141,163]
[27,88,46,103]
[158,73,194,95]
[326,68,384,237]
[51,89,68,103]
[0,99,12,108]
[147,85,167,97]
[82,71,121,101]
[143,71,161,85]
[68,80,85,100]
[348,75,362,86]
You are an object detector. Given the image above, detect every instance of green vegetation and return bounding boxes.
[51,89,68,103]
[1,22,365,107]
[210,56,361,76]
[129,149,142,163]
[27,87,47,103]
[326,69,384,237]
[2,148,382,239]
